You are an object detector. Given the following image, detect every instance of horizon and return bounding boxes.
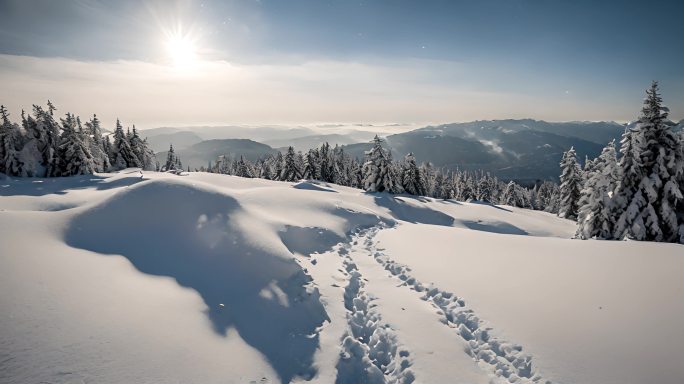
[1,0,683,128]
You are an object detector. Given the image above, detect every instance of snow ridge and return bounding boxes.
[335,232,415,384]
[365,224,549,384]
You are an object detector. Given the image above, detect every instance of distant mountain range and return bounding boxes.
[145,119,684,182]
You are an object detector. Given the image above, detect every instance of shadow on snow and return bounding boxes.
[64,180,328,383]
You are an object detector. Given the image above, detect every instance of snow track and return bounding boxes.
[335,232,415,384]
[360,224,549,384]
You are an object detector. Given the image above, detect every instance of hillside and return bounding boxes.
[156,139,279,169]
[1,171,682,384]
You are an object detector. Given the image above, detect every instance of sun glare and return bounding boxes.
[165,33,197,70]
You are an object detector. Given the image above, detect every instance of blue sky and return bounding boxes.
[0,0,682,128]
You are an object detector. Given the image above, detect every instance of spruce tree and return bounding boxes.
[84,114,110,172]
[280,146,301,182]
[558,147,582,220]
[0,106,24,176]
[111,119,140,170]
[362,135,395,193]
[303,148,319,180]
[614,82,683,242]
[401,152,421,195]
[577,140,619,239]
[235,156,254,178]
[58,113,96,176]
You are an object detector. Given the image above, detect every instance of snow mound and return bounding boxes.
[65,178,328,382]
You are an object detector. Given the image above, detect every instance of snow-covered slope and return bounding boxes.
[1,171,682,384]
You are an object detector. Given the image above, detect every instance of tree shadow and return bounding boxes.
[65,180,328,383]
[0,173,144,197]
[461,220,529,235]
[370,193,455,226]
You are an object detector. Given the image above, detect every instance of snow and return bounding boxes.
[1,170,682,383]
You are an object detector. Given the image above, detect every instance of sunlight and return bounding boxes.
[165,31,197,70]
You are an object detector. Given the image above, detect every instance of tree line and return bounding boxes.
[0,101,156,177]
[202,140,560,213]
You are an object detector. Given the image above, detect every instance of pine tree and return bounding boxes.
[558,147,582,220]
[280,146,301,182]
[129,126,155,170]
[27,104,61,177]
[401,152,421,195]
[303,148,319,180]
[84,114,110,172]
[111,119,140,170]
[58,113,96,176]
[576,140,618,239]
[0,106,25,176]
[235,156,254,178]
[614,82,683,242]
[362,135,395,193]
[272,152,284,181]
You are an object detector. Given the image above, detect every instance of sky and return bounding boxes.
[0,0,683,129]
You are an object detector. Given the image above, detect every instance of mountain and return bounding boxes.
[341,120,624,183]
[262,134,361,151]
[156,139,278,169]
[142,125,318,142]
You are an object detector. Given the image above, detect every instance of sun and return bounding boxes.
[165,33,197,70]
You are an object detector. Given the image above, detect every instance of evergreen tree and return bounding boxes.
[501,180,526,207]
[401,153,422,195]
[362,135,395,193]
[129,126,155,170]
[163,144,177,171]
[280,146,301,182]
[0,105,24,176]
[84,114,110,172]
[111,119,140,170]
[272,152,284,181]
[558,147,582,220]
[58,113,96,176]
[303,148,319,179]
[614,82,683,242]
[235,156,254,178]
[576,140,619,239]
[27,104,61,176]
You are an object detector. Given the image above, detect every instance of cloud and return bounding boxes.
[0,54,642,128]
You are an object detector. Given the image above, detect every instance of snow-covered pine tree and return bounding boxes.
[501,180,525,207]
[0,105,25,176]
[163,144,177,171]
[235,156,254,178]
[677,130,684,242]
[129,126,155,171]
[401,152,422,195]
[534,181,556,212]
[303,148,319,180]
[432,171,448,199]
[362,135,395,193]
[576,140,619,239]
[318,143,334,182]
[58,113,96,176]
[84,114,110,172]
[111,119,141,170]
[420,162,434,196]
[272,152,284,181]
[558,147,582,220]
[27,104,62,177]
[280,146,301,182]
[614,82,683,242]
